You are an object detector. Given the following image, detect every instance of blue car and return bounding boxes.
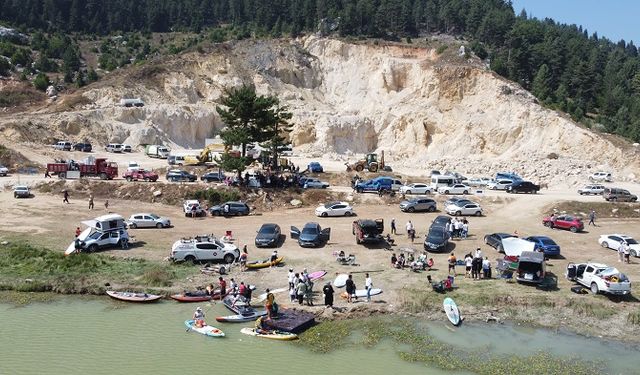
[308,162,324,173]
[524,236,561,257]
[290,223,331,248]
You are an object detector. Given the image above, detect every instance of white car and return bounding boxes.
[315,201,354,217]
[446,202,483,216]
[170,235,239,264]
[122,144,133,152]
[303,178,329,189]
[0,164,8,176]
[127,161,141,171]
[13,185,31,198]
[598,234,640,257]
[578,184,605,195]
[400,183,432,195]
[437,184,471,195]
[589,172,612,182]
[566,262,631,295]
[127,213,171,229]
[467,177,492,187]
[486,179,513,190]
[183,200,206,217]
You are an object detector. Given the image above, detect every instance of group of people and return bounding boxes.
[344,273,374,303]
[390,252,434,271]
[447,217,469,239]
[618,242,632,264]
[288,268,314,306]
[459,248,491,279]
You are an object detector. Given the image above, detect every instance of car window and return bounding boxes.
[196,243,215,250]
[610,236,621,242]
[585,266,594,273]
[626,238,638,245]
[134,215,143,220]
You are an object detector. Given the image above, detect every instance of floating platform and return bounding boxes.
[263,308,316,333]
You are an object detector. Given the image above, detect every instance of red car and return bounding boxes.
[542,214,584,233]
[123,169,158,182]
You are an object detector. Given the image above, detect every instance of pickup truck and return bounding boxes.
[123,169,158,182]
[566,262,631,295]
[352,219,384,244]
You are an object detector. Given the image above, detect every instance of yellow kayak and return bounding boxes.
[240,327,298,340]
[245,256,284,270]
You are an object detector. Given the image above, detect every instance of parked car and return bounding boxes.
[303,178,329,189]
[123,169,158,182]
[315,201,354,217]
[515,251,546,284]
[484,232,516,252]
[400,183,432,195]
[400,198,437,213]
[122,144,132,152]
[127,213,171,229]
[183,200,206,217]
[290,222,330,248]
[255,223,281,248]
[486,179,513,190]
[578,184,605,195]
[166,169,197,182]
[79,229,124,253]
[423,226,450,252]
[598,234,640,257]
[352,218,384,244]
[467,177,493,187]
[127,161,141,171]
[437,184,471,195]
[444,197,472,207]
[209,201,250,216]
[13,185,31,198]
[589,172,613,182]
[73,142,92,152]
[170,235,239,264]
[308,162,324,173]
[542,214,584,233]
[201,171,226,183]
[506,181,540,194]
[106,143,123,153]
[355,177,402,193]
[0,164,8,176]
[566,262,630,295]
[524,236,561,257]
[445,202,482,216]
[53,141,72,151]
[603,188,637,202]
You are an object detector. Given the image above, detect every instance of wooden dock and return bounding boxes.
[263,308,316,333]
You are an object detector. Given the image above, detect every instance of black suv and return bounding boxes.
[166,169,197,182]
[209,201,250,216]
[73,142,92,152]
[201,171,226,183]
[506,181,540,194]
[424,226,450,252]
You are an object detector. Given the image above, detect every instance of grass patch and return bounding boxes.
[627,310,640,325]
[141,265,174,287]
[0,85,46,108]
[548,201,640,219]
[565,298,615,319]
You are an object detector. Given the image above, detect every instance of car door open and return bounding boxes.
[290,226,300,239]
[322,227,331,241]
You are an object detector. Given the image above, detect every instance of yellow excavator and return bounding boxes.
[345,151,387,172]
[183,144,226,166]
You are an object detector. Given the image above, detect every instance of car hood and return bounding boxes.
[256,233,278,241]
[299,233,319,242]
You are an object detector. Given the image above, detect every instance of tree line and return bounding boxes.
[1,0,639,141]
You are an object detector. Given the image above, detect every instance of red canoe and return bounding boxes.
[170,289,229,303]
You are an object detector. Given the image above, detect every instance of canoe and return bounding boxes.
[184,320,225,337]
[333,274,348,288]
[246,256,284,270]
[106,291,162,303]
[170,291,212,303]
[339,288,383,299]
[308,270,327,281]
[240,327,298,341]
[443,297,461,326]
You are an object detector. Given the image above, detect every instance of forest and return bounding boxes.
[0,0,639,141]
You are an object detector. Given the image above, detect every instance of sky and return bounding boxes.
[511,0,640,44]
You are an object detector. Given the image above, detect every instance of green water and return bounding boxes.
[1,298,637,375]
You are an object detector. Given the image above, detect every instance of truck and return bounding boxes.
[352,219,384,244]
[566,262,631,295]
[145,145,170,159]
[346,151,390,173]
[46,158,118,180]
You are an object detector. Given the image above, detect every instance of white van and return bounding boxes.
[106,143,123,153]
[430,175,456,190]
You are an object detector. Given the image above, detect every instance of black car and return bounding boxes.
[209,201,250,216]
[201,171,226,183]
[506,181,540,194]
[423,226,450,252]
[484,232,516,252]
[255,223,281,248]
[73,142,92,152]
[166,169,197,182]
[290,222,331,248]
[432,215,452,229]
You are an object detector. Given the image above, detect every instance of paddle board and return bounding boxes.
[333,274,349,288]
[308,270,327,281]
[184,320,225,337]
[256,287,288,302]
[340,288,383,299]
[443,297,461,326]
[240,327,298,341]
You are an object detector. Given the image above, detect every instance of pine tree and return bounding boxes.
[532,64,552,101]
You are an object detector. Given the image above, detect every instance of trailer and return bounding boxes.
[47,158,118,180]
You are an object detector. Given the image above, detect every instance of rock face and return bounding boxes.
[2,36,639,184]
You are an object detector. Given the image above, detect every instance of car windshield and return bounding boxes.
[324,202,339,208]
[149,214,159,219]
[302,227,318,235]
[540,238,556,245]
[260,226,277,234]
[428,229,446,241]
[625,238,638,245]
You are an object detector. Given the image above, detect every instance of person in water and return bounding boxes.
[193,307,205,328]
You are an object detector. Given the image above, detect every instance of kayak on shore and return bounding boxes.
[184,320,225,337]
[246,256,284,270]
[240,327,298,340]
[170,291,211,303]
[106,291,162,303]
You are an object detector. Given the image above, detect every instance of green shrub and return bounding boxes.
[436,45,448,55]
[187,188,241,206]
[33,72,50,91]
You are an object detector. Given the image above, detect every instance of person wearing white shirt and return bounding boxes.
[482,257,492,279]
[464,254,473,278]
[288,268,295,290]
[365,273,373,302]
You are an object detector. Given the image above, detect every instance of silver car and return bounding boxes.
[400,198,437,213]
[578,184,605,195]
[127,213,171,229]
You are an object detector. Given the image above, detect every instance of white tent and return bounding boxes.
[501,237,535,257]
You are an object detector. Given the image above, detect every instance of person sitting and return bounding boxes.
[427,258,434,271]
[385,234,395,246]
[193,307,205,328]
[390,253,397,267]
[336,250,346,262]
[255,316,270,335]
[396,254,406,269]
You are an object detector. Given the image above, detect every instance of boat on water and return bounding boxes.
[184,320,225,337]
[170,291,211,303]
[217,295,267,322]
[246,256,284,270]
[240,327,298,341]
[106,291,162,303]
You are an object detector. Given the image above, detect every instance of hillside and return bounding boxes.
[1,36,639,185]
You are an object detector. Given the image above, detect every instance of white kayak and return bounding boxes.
[240,327,298,341]
[333,274,349,288]
[443,297,461,326]
[185,320,225,337]
[340,288,383,298]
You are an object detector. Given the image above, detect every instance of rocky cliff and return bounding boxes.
[1,36,639,184]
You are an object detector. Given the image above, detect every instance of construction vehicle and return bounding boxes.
[345,151,388,173]
[183,144,226,166]
[47,157,118,180]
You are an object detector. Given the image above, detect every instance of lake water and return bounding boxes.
[1,297,637,375]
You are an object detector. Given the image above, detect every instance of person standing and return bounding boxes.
[323,282,334,307]
[120,230,129,249]
[229,278,238,296]
[88,194,94,210]
[391,218,397,235]
[345,274,356,303]
[588,210,596,226]
[461,221,469,239]
[218,277,227,299]
[464,253,473,278]
[304,280,314,306]
[482,257,492,279]
[104,200,109,211]
[63,190,69,204]
[75,227,81,237]
[365,273,373,302]
[44,170,52,178]
[618,243,625,263]
[239,246,248,271]
[288,268,295,290]
[406,220,414,236]
[447,253,457,275]
[623,242,631,264]
[296,281,306,305]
